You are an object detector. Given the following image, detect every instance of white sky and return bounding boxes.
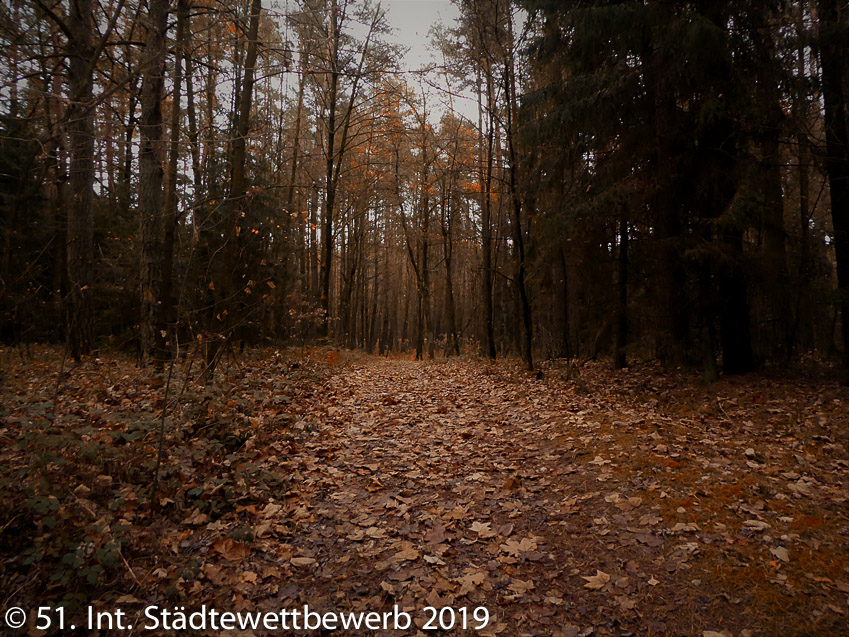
[382,0,459,70]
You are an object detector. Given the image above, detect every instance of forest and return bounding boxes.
[1,0,849,635]
[0,0,845,378]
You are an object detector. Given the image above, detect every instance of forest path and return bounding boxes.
[265,356,849,636]
[280,356,606,634]
[316,357,578,492]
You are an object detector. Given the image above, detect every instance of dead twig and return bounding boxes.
[149,353,176,515]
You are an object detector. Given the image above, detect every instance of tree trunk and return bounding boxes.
[559,245,572,359]
[419,139,432,360]
[818,0,849,375]
[66,0,97,359]
[614,213,628,369]
[120,73,139,214]
[184,37,202,220]
[285,69,306,293]
[138,0,169,365]
[479,66,497,359]
[44,24,68,335]
[319,0,340,339]
[504,37,533,371]
[440,179,460,356]
[649,29,688,362]
[719,228,755,374]
[224,0,262,303]
[790,5,813,355]
[160,0,188,356]
[753,5,791,358]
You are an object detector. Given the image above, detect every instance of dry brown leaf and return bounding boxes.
[616,595,636,610]
[425,525,449,544]
[507,578,535,594]
[457,571,486,596]
[203,563,225,586]
[500,537,537,556]
[291,556,316,567]
[394,547,419,561]
[501,476,521,490]
[470,521,497,538]
[212,537,250,562]
[183,509,208,526]
[770,546,790,562]
[582,569,610,590]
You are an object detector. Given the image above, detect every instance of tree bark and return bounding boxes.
[138,0,169,365]
[440,175,460,356]
[614,213,628,369]
[753,5,791,357]
[319,0,340,338]
[559,245,572,359]
[719,229,755,374]
[479,65,497,359]
[818,0,849,374]
[160,0,188,358]
[66,0,97,359]
[504,27,533,371]
[647,20,688,363]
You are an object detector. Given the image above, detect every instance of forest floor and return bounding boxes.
[1,347,849,636]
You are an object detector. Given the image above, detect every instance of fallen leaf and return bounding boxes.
[457,571,486,596]
[770,546,789,562]
[617,595,636,610]
[470,521,497,538]
[290,557,316,567]
[394,547,419,561]
[582,569,610,590]
[425,525,449,544]
[500,537,537,556]
[508,578,535,594]
[212,537,250,562]
[114,595,140,604]
[204,563,225,585]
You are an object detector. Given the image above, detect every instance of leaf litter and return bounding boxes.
[0,349,848,635]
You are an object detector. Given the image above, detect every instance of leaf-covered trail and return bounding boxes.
[270,357,849,636]
[282,357,610,635]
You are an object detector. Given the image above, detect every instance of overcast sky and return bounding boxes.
[382,0,459,71]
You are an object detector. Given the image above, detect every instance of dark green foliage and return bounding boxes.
[518,0,838,374]
[0,115,51,343]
